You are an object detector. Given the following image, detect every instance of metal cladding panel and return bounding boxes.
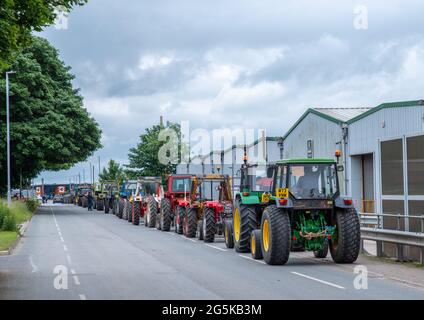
[283,113,343,159]
[349,106,424,155]
[266,140,281,161]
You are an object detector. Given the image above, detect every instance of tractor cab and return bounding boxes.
[265,159,352,211]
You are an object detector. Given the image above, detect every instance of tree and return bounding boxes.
[0,0,87,71]
[99,160,125,184]
[0,36,102,194]
[126,122,186,178]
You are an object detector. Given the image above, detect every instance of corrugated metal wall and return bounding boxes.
[283,113,343,159]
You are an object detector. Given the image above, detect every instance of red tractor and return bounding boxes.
[159,174,194,233]
[183,174,233,243]
[129,177,162,227]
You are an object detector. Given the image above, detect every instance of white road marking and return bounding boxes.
[60,236,65,242]
[79,294,86,300]
[63,245,68,251]
[239,254,267,264]
[205,244,227,252]
[181,236,197,243]
[73,275,80,285]
[29,255,39,273]
[66,254,72,264]
[291,272,345,289]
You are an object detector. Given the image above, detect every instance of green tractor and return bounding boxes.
[93,182,106,211]
[104,181,119,214]
[228,155,361,265]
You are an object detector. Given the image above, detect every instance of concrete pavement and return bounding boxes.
[0,204,423,300]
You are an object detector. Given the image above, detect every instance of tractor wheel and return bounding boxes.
[261,205,291,265]
[224,219,234,249]
[233,199,257,253]
[160,198,172,231]
[104,199,109,214]
[122,200,127,220]
[329,208,361,263]
[112,199,116,215]
[144,197,157,228]
[117,199,124,219]
[184,207,197,238]
[198,219,204,240]
[251,229,263,260]
[97,200,104,211]
[203,207,216,243]
[174,206,185,234]
[128,202,133,223]
[314,238,329,258]
[82,198,87,208]
[133,201,140,225]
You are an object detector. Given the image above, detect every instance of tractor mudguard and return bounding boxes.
[239,194,261,205]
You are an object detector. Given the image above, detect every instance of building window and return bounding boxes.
[307,140,314,158]
[381,139,404,195]
[407,135,424,195]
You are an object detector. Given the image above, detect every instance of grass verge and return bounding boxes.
[0,231,18,251]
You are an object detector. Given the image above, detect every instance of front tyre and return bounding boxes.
[261,205,291,265]
[174,206,185,234]
[224,219,234,249]
[330,208,361,263]
[144,197,157,228]
[251,229,263,260]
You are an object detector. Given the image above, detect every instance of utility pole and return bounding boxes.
[98,156,101,182]
[89,162,92,185]
[6,71,16,206]
[83,168,85,184]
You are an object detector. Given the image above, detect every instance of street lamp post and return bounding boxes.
[5,71,16,206]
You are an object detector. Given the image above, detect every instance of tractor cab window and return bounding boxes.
[199,180,221,201]
[143,182,158,195]
[172,178,191,193]
[248,167,272,191]
[289,163,338,199]
[126,183,137,193]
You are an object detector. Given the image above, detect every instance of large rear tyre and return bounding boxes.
[251,229,263,260]
[144,197,157,228]
[330,208,361,263]
[224,219,234,249]
[203,207,216,243]
[112,199,117,215]
[198,219,204,240]
[133,201,140,225]
[174,206,185,234]
[261,205,291,265]
[183,207,197,238]
[160,198,172,231]
[233,199,257,253]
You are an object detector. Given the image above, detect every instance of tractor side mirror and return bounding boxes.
[337,165,344,172]
[266,166,275,178]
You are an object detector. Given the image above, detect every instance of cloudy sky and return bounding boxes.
[36,0,424,184]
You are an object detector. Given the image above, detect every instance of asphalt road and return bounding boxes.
[0,204,423,300]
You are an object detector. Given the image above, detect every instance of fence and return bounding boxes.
[359,212,424,264]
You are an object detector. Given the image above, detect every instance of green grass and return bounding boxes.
[8,201,33,225]
[0,231,18,251]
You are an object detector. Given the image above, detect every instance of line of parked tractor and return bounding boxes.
[71,152,361,266]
